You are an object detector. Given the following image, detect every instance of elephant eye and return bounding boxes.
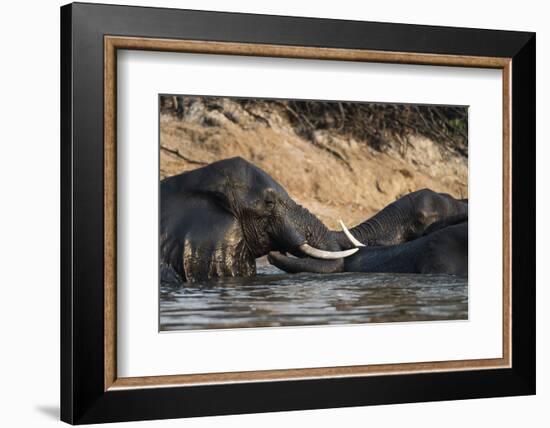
[264,192,276,209]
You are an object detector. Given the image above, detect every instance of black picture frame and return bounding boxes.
[61,2,535,424]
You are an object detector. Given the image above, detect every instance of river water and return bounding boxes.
[159,258,467,331]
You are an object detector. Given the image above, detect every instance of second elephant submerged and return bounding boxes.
[269,220,468,277]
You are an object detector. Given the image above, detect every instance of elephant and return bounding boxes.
[268,189,468,276]
[332,188,468,249]
[269,220,468,276]
[160,157,357,282]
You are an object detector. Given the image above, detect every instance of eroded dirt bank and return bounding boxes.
[160,98,467,229]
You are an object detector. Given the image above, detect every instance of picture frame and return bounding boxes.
[60,2,535,424]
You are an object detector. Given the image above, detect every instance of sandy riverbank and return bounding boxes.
[160,97,467,229]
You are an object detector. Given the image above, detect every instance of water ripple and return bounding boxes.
[160,260,467,331]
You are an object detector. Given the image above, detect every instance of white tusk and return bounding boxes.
[339,219,366,247]
[298,243,358,260]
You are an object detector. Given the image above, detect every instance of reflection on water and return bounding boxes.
[160,258,467,331]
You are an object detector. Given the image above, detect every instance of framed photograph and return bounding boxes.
[61,2,535,424]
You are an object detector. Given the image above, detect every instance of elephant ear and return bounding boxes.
[161,160,256,282]
[179,197,255,282]
[162,162,228,207]
[163,157,256,214]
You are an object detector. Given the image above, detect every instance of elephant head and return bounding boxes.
[160,157,357,282]
[330,188,468,249]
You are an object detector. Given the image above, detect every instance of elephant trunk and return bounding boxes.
[268,202,357,262]
[268,252,344,274]
[332,201,409,249]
